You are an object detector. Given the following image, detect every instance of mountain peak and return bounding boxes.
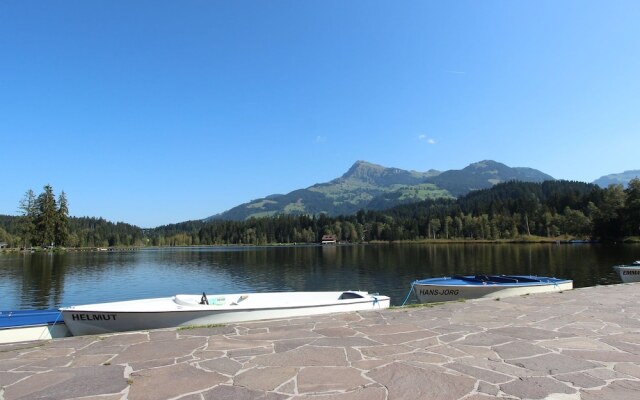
[341,161,387,180]
[207,160,554,221]
[467,160,507,169]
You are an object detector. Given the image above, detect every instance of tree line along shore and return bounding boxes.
[1,179,639,250]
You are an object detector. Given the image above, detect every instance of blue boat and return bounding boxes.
[412,275,573,303]
[0,310,70,344]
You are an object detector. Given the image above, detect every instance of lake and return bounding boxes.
[1,243,639,309]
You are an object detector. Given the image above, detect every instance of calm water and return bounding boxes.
[1,243,639,309]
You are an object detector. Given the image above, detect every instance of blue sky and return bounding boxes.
[1,1,639,227]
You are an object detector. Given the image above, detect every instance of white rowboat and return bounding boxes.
[412,275,573,303]
[613,261,640,283]
[60,291,390,336]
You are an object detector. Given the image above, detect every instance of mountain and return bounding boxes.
[424,160,555,197]
[593,170,640,188]
[207,160,555,221]
[208,161,442,220]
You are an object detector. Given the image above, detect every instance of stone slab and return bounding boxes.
[1,283,640,400]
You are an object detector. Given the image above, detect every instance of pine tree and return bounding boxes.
[55,191,70,246]
[35,184,58,247]
[18,189,37,248]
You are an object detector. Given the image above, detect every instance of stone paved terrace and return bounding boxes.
[1,283,640,400]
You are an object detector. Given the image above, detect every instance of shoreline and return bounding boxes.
[3,236,640,254]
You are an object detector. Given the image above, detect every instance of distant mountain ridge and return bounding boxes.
[423,160,554,197]
[207,160,555,221]
[593,170,640,188]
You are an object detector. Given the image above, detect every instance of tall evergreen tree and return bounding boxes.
[35,184,58,246]
[18,189,37,248]
[56,191,70,246]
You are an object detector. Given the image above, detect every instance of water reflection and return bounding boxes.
[0,243,638,309]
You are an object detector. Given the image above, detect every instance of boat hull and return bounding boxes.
[412,275,573,303]
[60,291,390,336]
[0,310,71,344]
[614,265,640,283]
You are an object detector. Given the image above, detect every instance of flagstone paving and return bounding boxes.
[1,283,639,399]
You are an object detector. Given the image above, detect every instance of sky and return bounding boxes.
[1,1,639,228]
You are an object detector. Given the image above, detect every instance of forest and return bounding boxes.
[1,179,639,249]
[0,186,145,249]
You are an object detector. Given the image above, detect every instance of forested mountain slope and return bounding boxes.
[208,160,554,220]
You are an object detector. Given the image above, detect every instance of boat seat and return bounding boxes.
[484,276,519,283]
[453,275,485,283]
[174,296,197,306]
[479,275,540,283]
[231,295,249,305]
[339,291,364,300]
[501,276,540,283]
[452,275,537,284]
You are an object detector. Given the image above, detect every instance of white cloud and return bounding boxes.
[315,135,327,143]
[418,135,436,145]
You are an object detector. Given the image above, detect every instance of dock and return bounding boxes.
[1,283,639,399]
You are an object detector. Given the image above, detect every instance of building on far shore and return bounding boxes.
[321,235,337,245]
